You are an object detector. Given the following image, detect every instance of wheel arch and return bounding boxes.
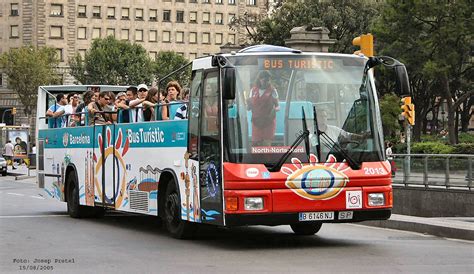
[158,168,180,217]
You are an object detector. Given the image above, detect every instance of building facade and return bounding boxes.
[0,0,268,129]
[0,0,267,67]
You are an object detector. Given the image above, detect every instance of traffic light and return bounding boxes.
[400,96,415,126]
[352,33,374,57]
[11,107,17,115]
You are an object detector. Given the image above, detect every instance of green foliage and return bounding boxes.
[373,0,473,143]
[420,134,444,142]
[252,0,381,53]
[379,93,401,137]
[458,133,474,144]
[69,36,153,85]
[393,142,407,154]
[452,143,474,154]
[154,51,191,87]
[411,142,454,154]
[0,46,59,115]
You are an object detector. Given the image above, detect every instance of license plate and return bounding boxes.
[338,211,353,220]
[299,211,334,221]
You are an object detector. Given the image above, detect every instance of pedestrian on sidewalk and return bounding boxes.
[3,140,16,170]
[385,141,396,177]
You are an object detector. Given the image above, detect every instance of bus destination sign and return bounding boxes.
[259,58,335,70]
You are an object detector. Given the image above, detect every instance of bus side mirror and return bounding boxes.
[395,64,411,97]
[223,68,236,100]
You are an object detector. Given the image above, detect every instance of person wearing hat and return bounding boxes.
[129,84,148,122]
[247,70,280,146]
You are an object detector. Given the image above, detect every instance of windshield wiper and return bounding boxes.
[313,107,361,170]
[269,107,310,172]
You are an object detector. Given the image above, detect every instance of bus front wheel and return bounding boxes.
[163,181,196,239]
[290,222,322,236]
[66,172,83,218]
[66,172,101,218]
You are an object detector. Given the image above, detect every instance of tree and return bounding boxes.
[379,93,402,138]
[373,0,473,144]
[154,51,191,88]
[248,0,381,53]
[69,36,154,85]
[0,46,59,116]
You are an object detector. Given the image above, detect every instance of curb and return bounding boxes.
[362,214,474,241]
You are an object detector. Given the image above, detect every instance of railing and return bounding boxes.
[40,101,188,128]
[392,154,473,191]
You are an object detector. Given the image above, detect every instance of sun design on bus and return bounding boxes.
[282,154,350,200]
[93,127,130,208]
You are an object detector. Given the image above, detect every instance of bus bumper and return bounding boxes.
[225,209,391,227]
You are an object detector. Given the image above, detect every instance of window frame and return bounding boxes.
[107,7,116,19]
[50,4,63,17]
[10,25,19,38]
[77,27,87,39]
[92,6,101,18]
[50,25,64,39]
[163,10,171,22]
[149,9,158,21]
[135,8,144,20]
[78,5,87,17]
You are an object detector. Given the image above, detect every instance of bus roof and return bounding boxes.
[38,85,129,94]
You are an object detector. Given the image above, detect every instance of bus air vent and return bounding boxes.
[129,190,149,212]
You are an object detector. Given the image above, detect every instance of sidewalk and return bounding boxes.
[4,164,36,180]
[363,214,474,241]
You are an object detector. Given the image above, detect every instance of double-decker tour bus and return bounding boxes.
[36,45,410,238]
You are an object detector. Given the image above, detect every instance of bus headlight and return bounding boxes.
[244,197,263,211]
[368,193,385,206]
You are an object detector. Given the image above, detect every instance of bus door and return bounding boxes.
[188,69,224,225]
[93,124,116,208]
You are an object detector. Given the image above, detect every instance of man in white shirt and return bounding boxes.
[129,84,148,122]
[3,140,15,170]
[63,93,79,127]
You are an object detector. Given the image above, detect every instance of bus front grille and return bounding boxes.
[129,190,149,212]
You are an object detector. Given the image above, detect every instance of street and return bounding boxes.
[0,176,473,273]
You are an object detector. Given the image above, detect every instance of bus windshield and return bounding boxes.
[223,54,384,166]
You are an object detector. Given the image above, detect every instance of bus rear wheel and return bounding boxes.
[290,222,322,236]
[163,181,196,239]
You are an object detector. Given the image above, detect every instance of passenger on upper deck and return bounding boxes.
[174,88,190,120]
[129,84,149,123]
[75,90,94,126]
[87,91,112,125]
[46,93,68,128]
[246,70,280,146]
[144,87,160,121]
[118,86,137,123]
[162,81,181,120]
[64,93,79,127]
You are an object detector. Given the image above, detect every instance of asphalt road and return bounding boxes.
[0,176,473,273]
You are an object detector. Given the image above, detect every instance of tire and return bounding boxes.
[1,170,6,176]
[163,180,196,239]
[290,222,323,236]
[66,172,82,218]
[66,172,97,218]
